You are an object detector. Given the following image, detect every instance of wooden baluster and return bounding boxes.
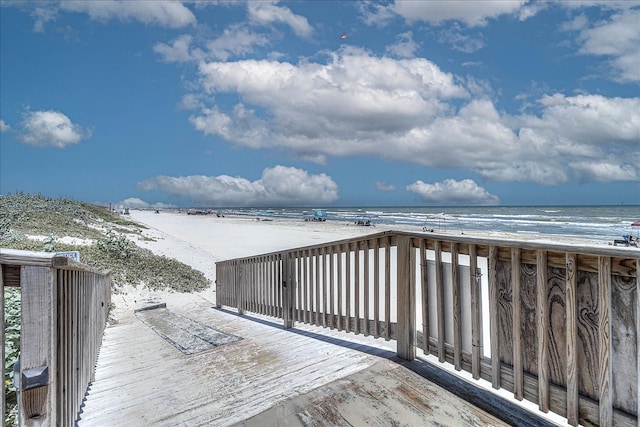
[315,248,320,326]
[322,247,327,327]
[296,252,303,322]
[373,238,380,339]
[452,242,461,371]
[598,256,612,427]
[355,243,360,334]
[397,236,416,360]
[536,250,549,413]
[384,236,391,341]
[470,244,481,380]
[489,245,500,389]
[420,238,429,355]
[435,240,445,362]
[329,247,335,329]
[363,240,370,337]
[345,243,351,333]
[337,245,343,331]
[512,248,523,400]
[566,253,578,425]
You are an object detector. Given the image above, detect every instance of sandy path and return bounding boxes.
[110,210,375,320]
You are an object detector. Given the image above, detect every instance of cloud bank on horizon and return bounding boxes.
[1,1,638,207]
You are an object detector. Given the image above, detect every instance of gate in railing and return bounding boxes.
[216,230,639,427]
[1,249,111,427]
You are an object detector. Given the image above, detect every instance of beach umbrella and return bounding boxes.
[632,220,640,226]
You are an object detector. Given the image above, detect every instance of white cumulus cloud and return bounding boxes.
[18,110,91,148]
[119,197,175,209]
[137,165,339,207]
[192,47,467,154]
[385,31,420,58]
[0,119,10,132]
[247,1,313,38]
[59,0,196,28]
[154,34,197,63]
[189,44,639,185]
[393,0,528,27]
[406,179,500,205]
[575,8,640,82]
[168,32,639,188]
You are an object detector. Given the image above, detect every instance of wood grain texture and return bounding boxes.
[598,256,612,426]
[536,250,550,413]
[363,241,370,337]
[470,244,481,380]
[610,266,637,416]
[435,240,445,363]
[452,243,462,371]
[396,236,415,361]
[80,304,505,427]
[20,266,56,426]
[420,239,429,356]
[354,245,360,334]
[487,246,500,390]
[518,262,539,377]
[565,253,580,426]
[384,237,391,341]
[512,248,523,401]
[373,239,380,339]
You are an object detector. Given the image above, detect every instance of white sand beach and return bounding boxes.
[111,210,385,319]
[117,208,611,360]
[116,208,610,321]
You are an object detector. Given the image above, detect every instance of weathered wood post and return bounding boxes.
[20,265,57,426]
[215,262,222,308]
[237,260,244,315]
[397,236,416,360]
[282,252,296,329]
[598,256,612,427]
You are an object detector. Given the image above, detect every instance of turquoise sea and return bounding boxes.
[220,205,640,243]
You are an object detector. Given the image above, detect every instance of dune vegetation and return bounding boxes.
[1,192,210,425]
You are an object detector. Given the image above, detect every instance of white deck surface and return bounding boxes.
[78,295,508,427]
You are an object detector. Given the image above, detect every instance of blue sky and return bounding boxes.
[1,1,639,208]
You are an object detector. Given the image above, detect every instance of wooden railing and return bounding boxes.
[216,230,639,427]
[1,249,111,427]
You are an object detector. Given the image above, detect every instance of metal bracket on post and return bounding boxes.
[21,366,49,391]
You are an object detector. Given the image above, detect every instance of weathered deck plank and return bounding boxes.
[238,359,508,427]
[79,298,516,426]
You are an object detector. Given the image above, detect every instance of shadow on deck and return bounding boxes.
[79,299,557,427]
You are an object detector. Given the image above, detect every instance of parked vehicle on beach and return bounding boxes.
[304,210,327,222]
[187,209,208,215]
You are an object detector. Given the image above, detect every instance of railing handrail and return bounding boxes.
[221,229,640,262]
[0,248,110,274]
[215,231,639,427]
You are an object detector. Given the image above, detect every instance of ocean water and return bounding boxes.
[220,205,640,243]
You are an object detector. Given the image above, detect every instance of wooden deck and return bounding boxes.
[78,296,550,426]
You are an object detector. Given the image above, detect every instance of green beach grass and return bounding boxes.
[1,192,210,425]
